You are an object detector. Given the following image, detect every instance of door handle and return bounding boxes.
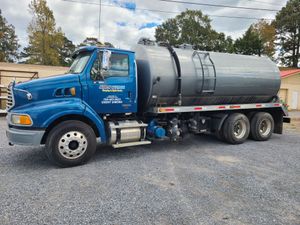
[128,91,132,98]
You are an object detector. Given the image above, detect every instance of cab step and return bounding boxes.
[112,140,151,148]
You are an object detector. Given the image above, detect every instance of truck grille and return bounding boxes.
[6,85,15,111]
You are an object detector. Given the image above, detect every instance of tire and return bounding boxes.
[45,120,97,167]
[222,113,250,144]
[250,112,274,141]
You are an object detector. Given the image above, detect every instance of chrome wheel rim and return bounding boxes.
[58,131,88,159]
[233,120,247,139]
[259,119,271,137]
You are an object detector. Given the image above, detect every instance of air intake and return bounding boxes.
[6,85,15,111]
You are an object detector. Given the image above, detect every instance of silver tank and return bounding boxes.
[133,44,281,111]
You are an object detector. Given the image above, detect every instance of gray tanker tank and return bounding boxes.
[133,43,281,111]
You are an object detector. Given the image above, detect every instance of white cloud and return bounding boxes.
[0,0,288,50]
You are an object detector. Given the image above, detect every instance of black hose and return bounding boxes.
[166,44,182,106]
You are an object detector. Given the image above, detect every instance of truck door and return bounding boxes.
[86,50,137,114]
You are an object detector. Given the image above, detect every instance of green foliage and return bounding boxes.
[22,0,74,66]
[4,0,297,66]
[234,20,276,57]
[155,10,233,52]
[78,37,115,48]
[252,20,276,58]
[78,37,103,47]
[234,20,276,58]
[211,32,235,53]
[104,42,115,48]
[57,30,75,66]
[0,9,20,62]
[275,0,300,67]
[234,25,264,56]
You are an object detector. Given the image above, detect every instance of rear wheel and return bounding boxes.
[222,113,250,144]
[250,112,274,141]
[45,120,97,167]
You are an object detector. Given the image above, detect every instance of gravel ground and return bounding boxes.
[0,117,299,225]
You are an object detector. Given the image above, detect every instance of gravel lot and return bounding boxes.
[0,117,299,225]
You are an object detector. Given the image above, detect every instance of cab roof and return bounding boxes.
[71,46,134,59]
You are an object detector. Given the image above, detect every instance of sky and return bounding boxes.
[0,0,289,50]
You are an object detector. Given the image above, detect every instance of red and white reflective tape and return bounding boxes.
[153,103,283,114]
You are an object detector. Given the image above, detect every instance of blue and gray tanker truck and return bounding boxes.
[6,42,290,167]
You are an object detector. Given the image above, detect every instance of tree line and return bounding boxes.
[0,0,299,67]
[156,0,300,67]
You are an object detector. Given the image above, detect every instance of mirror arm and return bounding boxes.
[102,50,112,70]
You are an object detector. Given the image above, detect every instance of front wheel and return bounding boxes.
[45,120,97,167]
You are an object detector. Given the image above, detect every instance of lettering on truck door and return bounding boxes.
[87,50,136,114]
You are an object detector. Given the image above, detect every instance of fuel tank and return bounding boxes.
[133,44,281,112]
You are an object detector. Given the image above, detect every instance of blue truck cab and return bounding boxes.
[6,46,145,166]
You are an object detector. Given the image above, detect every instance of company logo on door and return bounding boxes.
[99,85,125,93]
[101,95,123,104]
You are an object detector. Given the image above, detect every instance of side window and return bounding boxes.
[90,52,103,81]
[90,52,129,80]
[106,53,129,77]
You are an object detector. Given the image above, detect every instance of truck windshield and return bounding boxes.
[69,52,92,74]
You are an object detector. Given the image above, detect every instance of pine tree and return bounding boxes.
[275,0,300,67]
[57,29,75,66]
[234,25,264,56]
[22,0,74,66]
[0,9,20,62]
[234,20,276,58]
[252,20,276,58]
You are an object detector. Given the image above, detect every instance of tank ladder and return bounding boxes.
[192,51,217,94]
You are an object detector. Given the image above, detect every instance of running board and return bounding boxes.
[112,140,151,148]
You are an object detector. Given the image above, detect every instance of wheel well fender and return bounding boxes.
[264,109,283,134]
[41,114,104,144]
[83,105,107,142]
[210,113,229,133]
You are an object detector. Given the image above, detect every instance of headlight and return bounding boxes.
[11,114,32,126]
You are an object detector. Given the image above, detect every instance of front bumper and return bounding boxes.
[6,127,45,146]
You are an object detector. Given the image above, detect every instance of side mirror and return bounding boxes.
[102,50,112,70]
